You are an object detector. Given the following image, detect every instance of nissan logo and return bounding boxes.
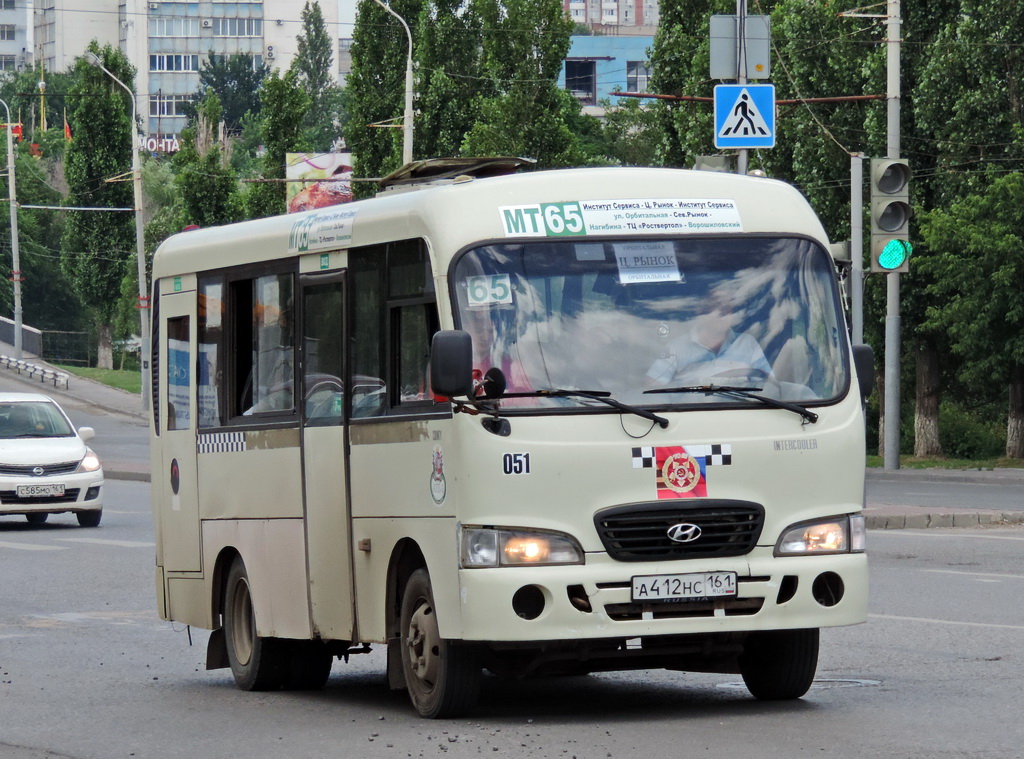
[32,466,45,477]
[667,523,702,543]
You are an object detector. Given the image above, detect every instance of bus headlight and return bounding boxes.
[461,527,584,568]
[774,514,866,557]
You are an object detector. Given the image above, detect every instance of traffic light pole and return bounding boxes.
[883,0,901,470]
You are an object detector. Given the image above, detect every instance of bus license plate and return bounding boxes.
[17,484,65,498]
[631,571,737,602]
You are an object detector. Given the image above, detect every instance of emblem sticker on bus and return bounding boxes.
[632,444,732,499]
[430,446,447,504]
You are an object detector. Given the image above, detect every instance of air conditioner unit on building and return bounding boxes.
[149,2,159,8]
[201,19,212,28]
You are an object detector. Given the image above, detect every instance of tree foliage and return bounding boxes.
[192,54,270,133]
[292,1,343,150]
[61,43,137,367]
[174,91,242,229]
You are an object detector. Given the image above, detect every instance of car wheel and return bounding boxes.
[739,628,819,700]
[77,510,102,528]
[399,568,481,718]
[25,513,48,525]
[223,557,288,691]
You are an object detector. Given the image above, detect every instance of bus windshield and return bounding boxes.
[452,237,849,411]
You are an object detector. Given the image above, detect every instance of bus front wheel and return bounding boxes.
[739,628,819,700]
[399,568,481,718]
[224,558,288,691]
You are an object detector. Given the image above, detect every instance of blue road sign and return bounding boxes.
[714,84,775,149]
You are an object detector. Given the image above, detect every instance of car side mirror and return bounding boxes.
[852,344,874,400]
[430,330,475,398]
[78,426,96,442]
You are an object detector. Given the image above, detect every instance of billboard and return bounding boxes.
[286,153,354,214]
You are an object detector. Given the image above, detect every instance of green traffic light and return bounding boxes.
[878,239,912,270]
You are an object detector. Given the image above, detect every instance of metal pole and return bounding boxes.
[883,0,901,469]
[850,153,864,344]
[0,99,22,359]
[84,52,149,410]
[373,0,414,165]
[735,0,748,175]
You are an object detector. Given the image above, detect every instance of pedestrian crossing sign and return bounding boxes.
[714,84,775,149]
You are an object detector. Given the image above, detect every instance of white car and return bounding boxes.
[0,393,104,527]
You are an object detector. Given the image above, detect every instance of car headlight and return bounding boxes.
[461,527,584,568]
[774,514,865,557]
[78,448,102,473]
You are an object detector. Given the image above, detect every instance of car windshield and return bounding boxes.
[452,237,848,411]
[0,402,74,438]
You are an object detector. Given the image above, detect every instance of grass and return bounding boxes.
[53,364,142,395]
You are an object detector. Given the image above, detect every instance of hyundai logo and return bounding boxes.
[667,523,702,543]
[32,466,45,477]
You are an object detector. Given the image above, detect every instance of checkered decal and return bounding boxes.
[632,444,732,468]
[197,431,246,454]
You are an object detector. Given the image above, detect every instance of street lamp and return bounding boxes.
[84,51,149,409]
[371,0,414,164]
[0,98,23,359]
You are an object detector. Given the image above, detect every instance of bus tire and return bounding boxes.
[224,558,288,691]
[399,568,481,718]
[739,628,819,700]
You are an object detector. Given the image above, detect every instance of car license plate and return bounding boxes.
[631,571,737,602]
[17,484,65,498]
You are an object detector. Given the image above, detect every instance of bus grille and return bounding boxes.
[594,500,765,561]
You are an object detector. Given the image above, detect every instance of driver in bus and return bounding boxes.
[646,290,772,386]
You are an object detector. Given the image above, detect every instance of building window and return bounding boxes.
[626,61,651,93]
[150,16,200,37]
[150,54,200,72]
[0,55,15,71]
[0,0,14,10]
[150,94,191,118]
[0,25,15,41]
[213,17,263,37]
[565,60,596,106]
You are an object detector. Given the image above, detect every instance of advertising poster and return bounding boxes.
[286,153,354,214]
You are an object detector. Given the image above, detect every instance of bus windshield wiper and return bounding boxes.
[502,388,669,429]
[643,384,818,424]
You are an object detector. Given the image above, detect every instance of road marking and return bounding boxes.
[0,540,65,551]
[870,613,1024,631]
[57,538,155,548]
[920,569,1024,581]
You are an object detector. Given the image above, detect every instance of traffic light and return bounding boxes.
[870,158,912,273]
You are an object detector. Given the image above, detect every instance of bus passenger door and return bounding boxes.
[156,289,201,574]
[300,273,354,641]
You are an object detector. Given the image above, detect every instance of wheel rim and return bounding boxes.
[405,597,440,692]
[228,576,255,667]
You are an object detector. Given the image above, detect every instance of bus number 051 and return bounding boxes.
[502,453,531,475]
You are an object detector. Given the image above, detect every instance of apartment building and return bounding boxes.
[565,0,659,35]
[0,0,33,73]
[30,0,347,150]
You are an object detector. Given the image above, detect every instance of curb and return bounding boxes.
[865,510,1024,530]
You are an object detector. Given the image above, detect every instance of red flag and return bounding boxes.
[10,123,22,141]
[64,118,71,141]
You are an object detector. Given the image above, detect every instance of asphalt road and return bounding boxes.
[2,480,1024,758]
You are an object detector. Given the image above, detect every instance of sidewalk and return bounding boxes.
[1,343,1021,528]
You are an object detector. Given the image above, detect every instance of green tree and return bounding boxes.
[461,0,587,167]
[920,173,1024,458]
[414,0,485,158]
[192,54,270,133]
[174,91,242,229]
[245,70,310,219]
[61,42,137,369]
[347,0,424,187]
[292,1,342,150]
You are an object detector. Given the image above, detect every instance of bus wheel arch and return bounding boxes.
[221,554,289,691]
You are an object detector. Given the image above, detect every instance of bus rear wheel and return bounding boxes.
[224,558,288,691]
[399,568,481,718]
[739,628,819,700]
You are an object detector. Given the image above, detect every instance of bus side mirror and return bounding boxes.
[431,330,475,398]
[852,344,874,400]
